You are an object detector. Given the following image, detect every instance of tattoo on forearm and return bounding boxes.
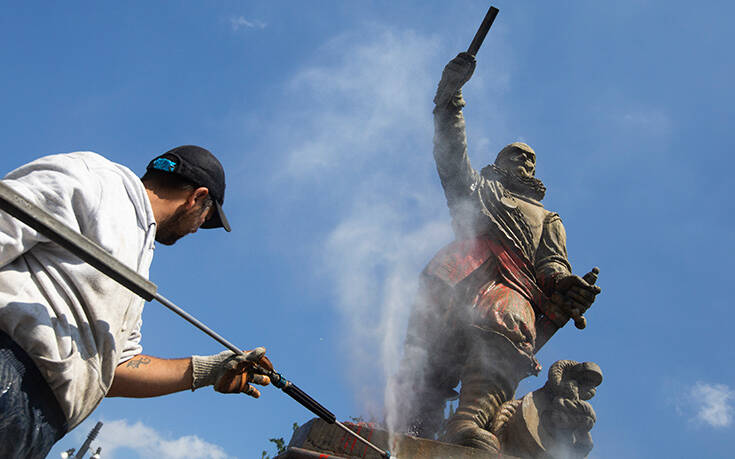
[126,356,152,369]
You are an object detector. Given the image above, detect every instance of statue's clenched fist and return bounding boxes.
[554,274,601,328]
[434,52,476,107]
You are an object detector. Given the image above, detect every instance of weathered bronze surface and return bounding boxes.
[388,42,602,457]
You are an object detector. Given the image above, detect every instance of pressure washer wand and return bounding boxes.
[157,293,393,459]
[0,181,393,459]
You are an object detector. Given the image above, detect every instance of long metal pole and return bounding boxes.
[154,292,242,354]
[0,180,393,459]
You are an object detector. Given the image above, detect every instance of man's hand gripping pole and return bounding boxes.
[0,181,394,459]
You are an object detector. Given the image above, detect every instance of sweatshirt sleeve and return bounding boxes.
[118,317,144,363]
[0,153,102,269]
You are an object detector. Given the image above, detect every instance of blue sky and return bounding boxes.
[1,1,733,458]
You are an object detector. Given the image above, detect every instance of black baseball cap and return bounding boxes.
[146,145,231,232]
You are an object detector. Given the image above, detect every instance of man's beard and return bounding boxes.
[155,205,199,246]
[480,164,546,201]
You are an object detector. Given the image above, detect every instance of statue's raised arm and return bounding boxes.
[432,52,480,213]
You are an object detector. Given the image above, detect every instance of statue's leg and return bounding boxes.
[389,273,462,438]
[441,330,520,451]
[442,282,539,451]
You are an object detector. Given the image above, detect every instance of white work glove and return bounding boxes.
[191,347,273,398]
[434,52,476,107]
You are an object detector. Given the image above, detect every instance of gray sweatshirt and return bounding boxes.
[0,151,156,429]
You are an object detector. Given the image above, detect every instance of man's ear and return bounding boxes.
[187,187,210,208]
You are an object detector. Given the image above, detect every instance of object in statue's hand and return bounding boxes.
[434,52,476,107]
[191,348,273,398]
[555,271,601,328]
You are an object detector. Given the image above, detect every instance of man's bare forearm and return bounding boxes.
[107,354,193,398]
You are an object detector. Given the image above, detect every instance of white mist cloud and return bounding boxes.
[278,27,440,180]
[266,26,458,418]
[690,382,734,428]
[230,16,266,31]
[322,192,451,416]
[93,419,232,458]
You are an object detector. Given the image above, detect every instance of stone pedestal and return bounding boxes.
[275,360,602,459]
[275,419,520,459]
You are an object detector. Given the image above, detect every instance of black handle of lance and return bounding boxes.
[467,6,499,56]
[264,369,336,423]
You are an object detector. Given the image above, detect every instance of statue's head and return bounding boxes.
[493,142,536,178]
[574,362,603,401]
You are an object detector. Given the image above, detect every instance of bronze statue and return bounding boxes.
[390,52,601,454]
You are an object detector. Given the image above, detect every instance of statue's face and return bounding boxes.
[495,147,536,178]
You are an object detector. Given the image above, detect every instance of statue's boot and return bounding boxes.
[442,330,534,452]
[442,376,505,452]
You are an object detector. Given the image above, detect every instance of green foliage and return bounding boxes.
[271,437,287,453]
[260,422,301,458]
[261,438,285,459]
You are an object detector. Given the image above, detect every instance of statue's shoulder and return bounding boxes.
[543,210,564,226]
